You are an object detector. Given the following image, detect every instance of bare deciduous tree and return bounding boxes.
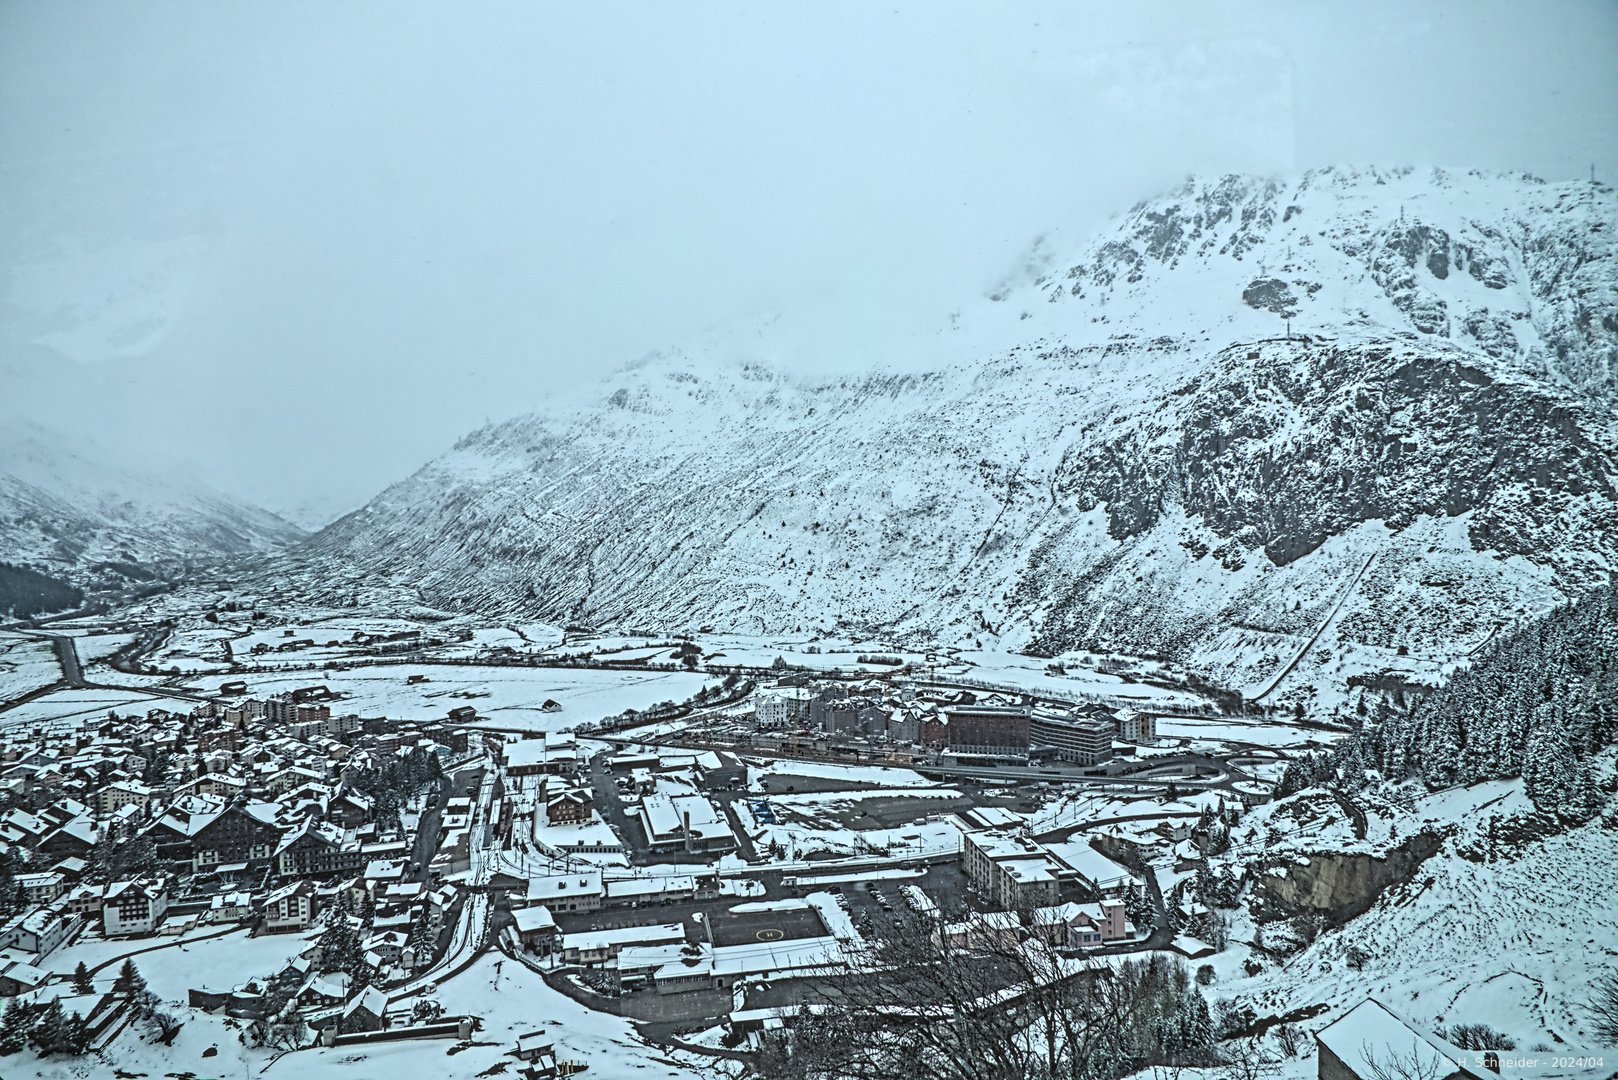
[1589,973,1618,1045]
[1217,1038,1281,1080]
[758,911,1214,1080]
[1359,1041,1446,1080]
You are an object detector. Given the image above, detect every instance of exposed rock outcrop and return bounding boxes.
[1252,831,1444,925]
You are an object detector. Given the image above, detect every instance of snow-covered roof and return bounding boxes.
[343,985,389,1018]
[526,872,603,902]
[710,936,845,978]
[1316,999,1481,1080]
[560,922,682,953]
[511,906,556,933]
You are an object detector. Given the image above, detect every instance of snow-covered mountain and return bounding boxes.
[299,167,1618,710]
[0,422,306,590]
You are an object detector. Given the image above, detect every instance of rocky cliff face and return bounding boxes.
[1253,831,1446,926]
[293,168,1618,708]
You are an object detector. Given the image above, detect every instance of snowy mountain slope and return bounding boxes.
[0,422,306,588]
[1223,780,1618,1053]
[298,168,1618,710]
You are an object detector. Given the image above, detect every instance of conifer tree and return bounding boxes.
[113,959,146,997]
[31,997,65,1056]
[0,852,18,918]
[0,998,29,1055]
[72,961,93,995]
[1123,881,1153,928]
[408,915,434,967]
[63,1012,90,1056]
[1374,583,1618,821]
[1176,989,1213,1057]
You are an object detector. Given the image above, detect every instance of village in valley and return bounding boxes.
[0,593,1606,1080]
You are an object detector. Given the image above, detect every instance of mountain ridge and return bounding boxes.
[285,166,1617,713]
[0,421,307,596]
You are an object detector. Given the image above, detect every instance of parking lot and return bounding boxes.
[770,790,977,830]
[708,905,828,946]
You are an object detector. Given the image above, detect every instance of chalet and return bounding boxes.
[544,786,592,826]
[1027,901,1132,947]
[0,908,77,957]
[1083,901,1134,943]
[296,971,350,1009]
[63,883,104,917]
[35,817,98,862]
[103,878,170,936]
[513,1030,556,1063]
[0,956,48,996]
[144,796,225,865]
[0,809,50,847]
[105,803,144,840]
[189,803,282,872]
[363,930,407,966]
[263,880,320,932]
[16,871,66,905]
[327,790,374,828]
[207,890,253,923]
[275,820,362,879]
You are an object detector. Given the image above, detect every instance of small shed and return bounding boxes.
[514,1030,555,1062]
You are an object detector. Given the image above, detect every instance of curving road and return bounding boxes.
[0,630,208,714]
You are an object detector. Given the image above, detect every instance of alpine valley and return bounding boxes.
[282,167,1618,714]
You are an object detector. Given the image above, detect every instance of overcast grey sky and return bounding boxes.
[2,1,1615,527]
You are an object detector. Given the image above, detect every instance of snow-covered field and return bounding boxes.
[0,686,204,731]
[748,758,933,789]
[72,630,139,662]
[217,664,715,727]
[0,633,61,700]
[946,647,1212,709]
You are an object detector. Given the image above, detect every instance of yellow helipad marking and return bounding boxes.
[755,928,785,941]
